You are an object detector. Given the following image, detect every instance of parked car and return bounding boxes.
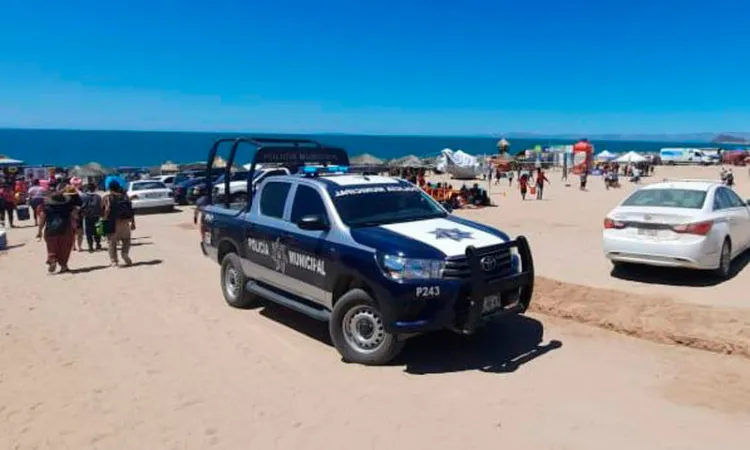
[127,180,176,213]
[173,175,219,205]
[173,170,207,187]
[150,175,176,189]
[603,179,750,278]
[212,167,290,203]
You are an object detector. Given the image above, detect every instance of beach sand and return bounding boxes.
[1,165,750,449]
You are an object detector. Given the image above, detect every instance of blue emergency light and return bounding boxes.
[301,165,349,176]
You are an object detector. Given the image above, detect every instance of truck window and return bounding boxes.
[290,185,328,224]
[260,182,291,219]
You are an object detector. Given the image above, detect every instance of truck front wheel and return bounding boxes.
[220,253,258,309]
[329,289,404,365]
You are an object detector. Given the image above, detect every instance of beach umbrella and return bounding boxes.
[421,156,438,168]
[615,151,646,164]
[160,160,179,173]
[596,150,616,161]
[497,138,510,154]
[389,155,424,168]
[0,156,24,168]
[350,153,384,166]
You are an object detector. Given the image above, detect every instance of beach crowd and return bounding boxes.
[0,176,137,274]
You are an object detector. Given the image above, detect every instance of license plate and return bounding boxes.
[203,232,211,244]
[145,193,162,199]
[482,295,503,314]
[637,228,658,237]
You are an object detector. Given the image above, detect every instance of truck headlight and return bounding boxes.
[379,254,445,280]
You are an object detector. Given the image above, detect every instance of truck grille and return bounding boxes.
[443,248,514,280]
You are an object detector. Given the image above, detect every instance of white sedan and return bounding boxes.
[602,180,750,278]
[127,180,176,213]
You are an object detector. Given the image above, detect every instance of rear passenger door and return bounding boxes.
[243,181,294,289]
[282,184,335,309]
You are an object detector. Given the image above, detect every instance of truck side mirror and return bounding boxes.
[297,214,329,231]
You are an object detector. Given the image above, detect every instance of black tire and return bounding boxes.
[329,289,404,365]
[714,239,732,279]
[611,261,632,271]
[220,253,258,308]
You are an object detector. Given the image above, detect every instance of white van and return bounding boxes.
[659,148,713,165]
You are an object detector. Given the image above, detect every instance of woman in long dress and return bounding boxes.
[36,192,77,273]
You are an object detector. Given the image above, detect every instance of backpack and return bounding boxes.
[109,194,134,220]
[44,202,72,235]
[82,193,103,217]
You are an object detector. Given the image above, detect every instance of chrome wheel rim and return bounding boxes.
[225,266,241,299]
[342,305,386,354]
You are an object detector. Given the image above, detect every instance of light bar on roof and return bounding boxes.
[301,165,350,176]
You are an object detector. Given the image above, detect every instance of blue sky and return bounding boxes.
[1,0,749,135]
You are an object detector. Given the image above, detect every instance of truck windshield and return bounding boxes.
[332,188,446,227]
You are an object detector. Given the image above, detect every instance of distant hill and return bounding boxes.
[711,134,748,144]
[503,132,750,144]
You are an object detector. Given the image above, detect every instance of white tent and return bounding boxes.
[616,151,647,164]
[435,148,483,179]
[596,150,616,161]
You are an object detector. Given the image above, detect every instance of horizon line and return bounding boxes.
[0,126,738,142]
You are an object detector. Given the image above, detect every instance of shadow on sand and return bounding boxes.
[135,208,183,216]
[610,248,750,287]
[259,304,561,374]
[129,241,154,248]
[0,242,27,251]
[68,259,163,274]
[120,259,164,268]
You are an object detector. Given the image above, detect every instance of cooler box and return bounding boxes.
[16,205,30,221]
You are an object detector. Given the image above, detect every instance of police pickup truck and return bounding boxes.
[200,137,535,365]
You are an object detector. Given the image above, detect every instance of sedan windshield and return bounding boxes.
[130,181,167,191]
[332,186,446,227]
[622,189,707,209]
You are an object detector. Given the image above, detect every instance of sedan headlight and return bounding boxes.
[379,254,445,280]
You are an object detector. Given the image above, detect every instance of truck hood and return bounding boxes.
[349,216,510,258]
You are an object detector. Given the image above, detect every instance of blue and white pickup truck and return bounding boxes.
[199,137,535,365]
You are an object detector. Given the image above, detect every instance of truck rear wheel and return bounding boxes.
[329,289,403,365]
[221,253,258,309]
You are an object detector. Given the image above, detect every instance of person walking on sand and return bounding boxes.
[535,168,550,200]
[102,180,136,267]
[27,179,46,226]
[81,183,103,252]
[64,182,85,251]
[0,182,17,228]
[518,172,530,200]
[36,191,76,273]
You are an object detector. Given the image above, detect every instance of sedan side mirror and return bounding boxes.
[297,214,330,231]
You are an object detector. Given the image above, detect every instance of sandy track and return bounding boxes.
[1,210,750,449]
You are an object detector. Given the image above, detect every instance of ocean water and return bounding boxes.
[0,128,713,168]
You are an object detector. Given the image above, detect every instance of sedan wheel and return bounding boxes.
[715,240,732,279]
